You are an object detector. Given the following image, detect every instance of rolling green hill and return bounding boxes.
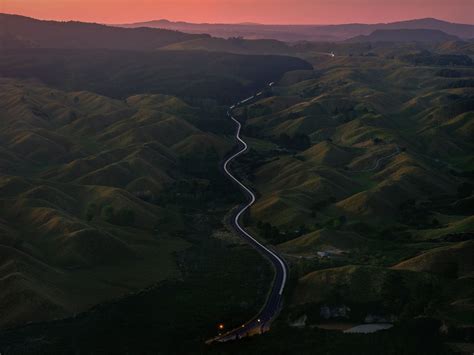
[0,20,312,334]
[229,48,474,332]
[0,77,240,328]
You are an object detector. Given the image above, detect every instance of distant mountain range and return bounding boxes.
[1,13,473,50]
[345,29,460,43]
[0,13,208,50]
[118,18,474,42]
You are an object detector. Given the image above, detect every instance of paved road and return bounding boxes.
[208,85,288,343]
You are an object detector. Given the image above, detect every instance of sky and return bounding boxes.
[1,0,473,25]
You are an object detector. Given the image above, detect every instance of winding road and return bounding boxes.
[349,145,401,173]
[207,85,289,343]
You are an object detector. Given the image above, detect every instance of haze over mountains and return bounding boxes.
[119,17,474,42]
[345,29,460,43]
[2,14,473,50]
[0,13,209,50]
[2,13,473,56]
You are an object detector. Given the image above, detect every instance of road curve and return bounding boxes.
[349,145,401,173]
[208,88,288,343]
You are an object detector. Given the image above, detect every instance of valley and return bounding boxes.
[0,11,472,355]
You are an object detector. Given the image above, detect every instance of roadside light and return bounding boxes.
[218,323,224,330]
[257,318,261,323]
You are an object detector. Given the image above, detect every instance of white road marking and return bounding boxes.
[224,111,287,295]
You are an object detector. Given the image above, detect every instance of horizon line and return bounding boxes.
[1,12,474,27]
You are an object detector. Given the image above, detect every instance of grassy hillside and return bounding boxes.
[228,48,474,334]
[0,21,314,343]
[393,240,474,278]
[238,55,473,227]
[0,77,246,329]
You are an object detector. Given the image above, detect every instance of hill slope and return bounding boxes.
[119,18,474,41]
[0,49,312,103]
[0,13,208,50]
[228,48,474,332]
[0,77,238,328]
[346,29,459,43]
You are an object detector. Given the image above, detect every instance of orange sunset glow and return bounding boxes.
[1,0,473,24]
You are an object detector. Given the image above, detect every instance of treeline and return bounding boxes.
[155,149,241,207]
[243,126,312,151]
[0,49,311,104]
[442,79,474,89]
[85,202,135,227]
[256,221,309,244]
[401,50,473,66]
[437,94,474,119]
[436,68,474,78]
[274,133,311,151]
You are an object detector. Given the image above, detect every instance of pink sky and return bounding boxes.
[1,0,473,25]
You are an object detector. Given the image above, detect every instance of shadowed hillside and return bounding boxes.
[161,37,293,55]
[0,13,209,50]
[0,77,242,329]
[346,29,459,43]
[0,15,313,339]
[0,49,312,103]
